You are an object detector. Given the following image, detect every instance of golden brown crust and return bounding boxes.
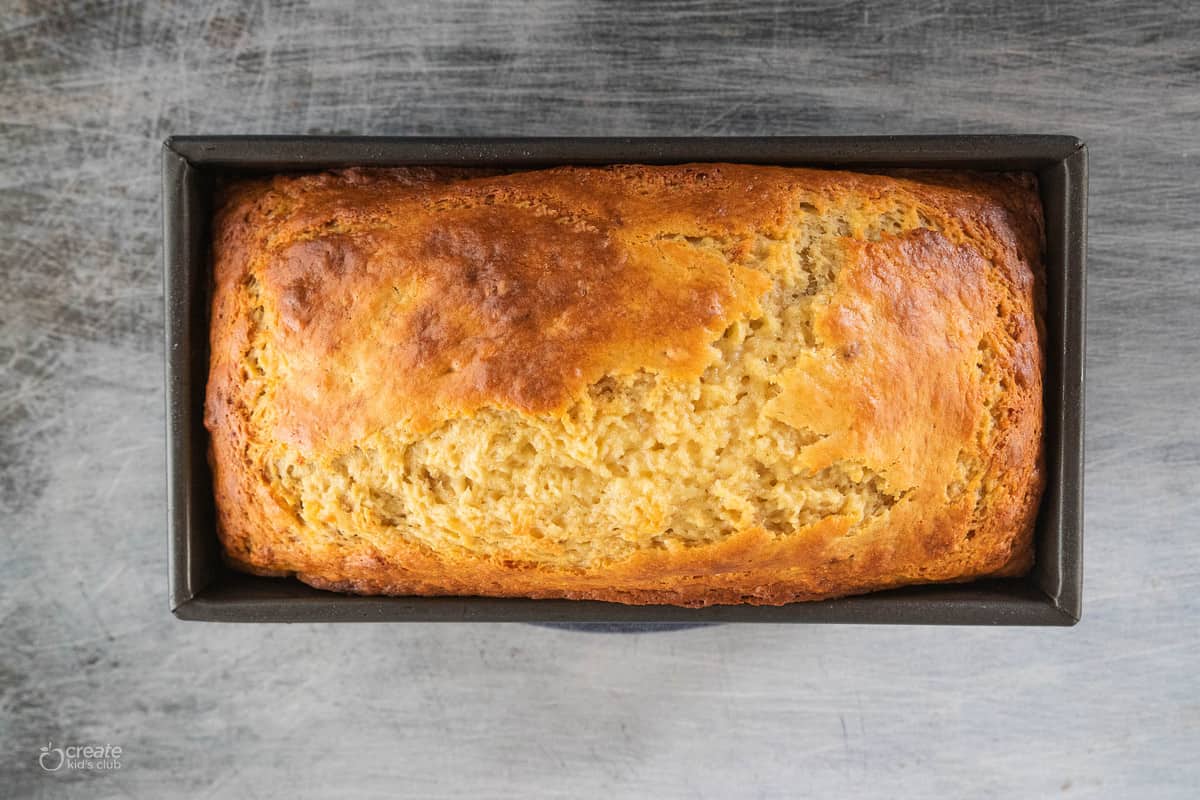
[205,163,1044,606]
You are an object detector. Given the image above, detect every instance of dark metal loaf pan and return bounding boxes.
[163,136,1085,624]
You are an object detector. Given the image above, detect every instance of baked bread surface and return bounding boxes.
[206,163,1044,606]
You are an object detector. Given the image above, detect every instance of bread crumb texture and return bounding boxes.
[205,164,1045,606]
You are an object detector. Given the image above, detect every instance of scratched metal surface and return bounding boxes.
[1,1,1198,797]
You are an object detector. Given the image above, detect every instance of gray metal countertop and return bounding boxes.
[2,1,1197,797]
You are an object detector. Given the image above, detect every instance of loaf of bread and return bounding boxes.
[205,163,1044,606]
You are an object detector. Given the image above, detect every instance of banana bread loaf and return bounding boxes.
[205,163,1045,606]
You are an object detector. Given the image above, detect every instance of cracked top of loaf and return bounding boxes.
[205,163,1044,606]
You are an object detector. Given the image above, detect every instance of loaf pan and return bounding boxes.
[163,136,1085,624]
